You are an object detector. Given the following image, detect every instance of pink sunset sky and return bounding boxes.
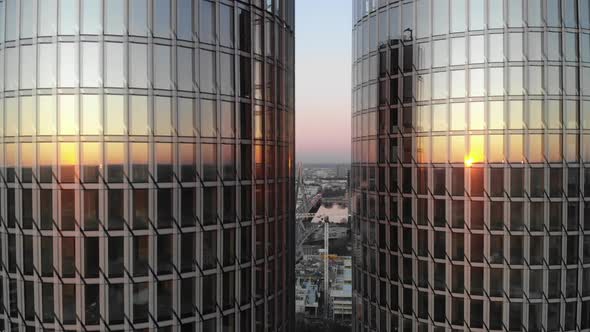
[295,0,352,164]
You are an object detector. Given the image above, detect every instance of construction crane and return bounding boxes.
[296,213,348,319]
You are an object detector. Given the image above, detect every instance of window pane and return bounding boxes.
[565,32,578,62]
[154,45,171,89]
[507,0,522,27]
[20,45,35,89]
[177,47,193,91]
[105,42,124,87]
[82,0,101,34]
[546,0,561,27]
[528,32,542,61]
[509,33,523,61]
[105,0,124,34]
[451,37,466,65]
[509,101,523,129]
[200,50,216,93]
[220,4,234,47]
[488,34,503,62]
[178,98,195,136]
[432,40,448,67]
[432,0,448,36]
[59,0,77,35]
[130,43,148,88]
[39,96,57,135]
[528,0,542,26]
[470,68,484,97]
[155,97,172,136]
[154,0,171,37]
[105,95,125,135]
[200,100,217,137]
[38,0,57,36]
[528,66,543,95]
[432,104,448,131]
[451,70,465,98]
[130,0,148,36]
[469,35,484,64]
[20,97,35,136]
[177,0,193,40]
[432,72,448,99]
[509,67,523,95]
[59,43,76,87]
[489,101,504,129]
[81,95,101,135]
[5,98,17,136]
[39,43,57,88]
[59,95,78,135]
[469,0,484,30]
[5,47,17,90]
[451,103,466,131]
[451,0,466,32]
[489,67,503,96]
[130,96,148,135]
[220,53,234,95]
[470,102,484,130]
[20,0,35,38]
[488,0,503,28]
[81,42,100,87]
[548,32,561,61]
[200,0,215,44]
[528,100,543,129]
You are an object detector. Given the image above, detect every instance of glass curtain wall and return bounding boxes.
[351,0,590,331]
[0,0,295,331]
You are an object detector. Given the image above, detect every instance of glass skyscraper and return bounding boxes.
[0,0,295,330]
[352,0,590,330]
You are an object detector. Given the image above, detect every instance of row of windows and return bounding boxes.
[355,32,590,81]
[0,44,290,101]
[0,141,289,184]
[0,0,290,45]
[2,185,288,229]
[354,286,590,330]
[354,0,590,56]
[358,217,590,261]
[355,198,590,231]
[0,271,282,327]
[353,101,590,139]
[353,67,590,112]
[2,227,284,278]
[0,95,293,138]
[353,133,590,164]
[351,166,590,198]
[356,251,590,296]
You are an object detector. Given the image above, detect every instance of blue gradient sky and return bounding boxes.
[295,0,352,164]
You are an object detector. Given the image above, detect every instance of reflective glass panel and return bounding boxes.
[81,0,101,34]
[81,42,100,87]
[469,0,484,30]
[105,0,124,35]
[104,42,124,87]
[130,0,148,36]
[154,45,171,89]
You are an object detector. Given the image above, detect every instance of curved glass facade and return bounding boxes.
[0,0,295,330]
[352,0,590,330]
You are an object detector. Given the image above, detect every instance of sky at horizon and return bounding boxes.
[295,0,352,164]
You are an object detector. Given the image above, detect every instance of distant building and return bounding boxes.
[336,165,349,178]
[296,279,320,316]
[329,257,353,321]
